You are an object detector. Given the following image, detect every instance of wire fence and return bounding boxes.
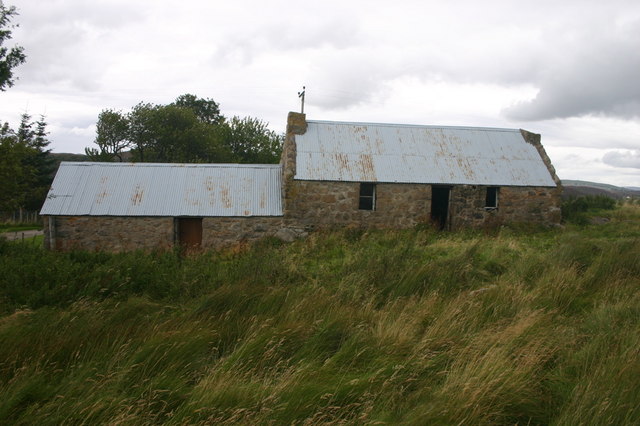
[0,210,41,225]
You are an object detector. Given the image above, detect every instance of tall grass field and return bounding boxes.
[1,204,639,424]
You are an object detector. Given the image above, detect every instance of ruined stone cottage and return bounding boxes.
[40,112,562,251]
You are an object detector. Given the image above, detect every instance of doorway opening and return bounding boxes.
[176,217,203,250]
[430,186,451,230]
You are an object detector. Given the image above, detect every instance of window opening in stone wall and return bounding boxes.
[486,187,499,209]
[359,183,376,210]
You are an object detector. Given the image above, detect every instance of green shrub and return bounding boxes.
[562,195,617,223]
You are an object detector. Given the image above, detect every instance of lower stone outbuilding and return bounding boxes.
[41,163,288,252]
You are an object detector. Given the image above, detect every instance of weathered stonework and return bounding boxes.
[44,216,174,252]
[285,180,431,229]
[44,216,287,252]
[281,112,305,205]
[283,180,561,231]
[449,185,562,230]
[201,216,284,248]
[520,129,563,188]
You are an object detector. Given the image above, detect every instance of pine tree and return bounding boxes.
[0,114,54,212]
[24,115,54,210]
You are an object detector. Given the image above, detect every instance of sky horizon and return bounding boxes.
[1,0,639,187]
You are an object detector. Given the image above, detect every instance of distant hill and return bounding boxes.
[561,179,640,200]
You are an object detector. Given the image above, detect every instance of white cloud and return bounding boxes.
[532,116,640,150]
[548,146,640,186]
[603,150,640,169]
[1,0,640,187]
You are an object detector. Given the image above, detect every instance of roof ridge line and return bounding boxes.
[305,120,519,132]
[60,162,282,168]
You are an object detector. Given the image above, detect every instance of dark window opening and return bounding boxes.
[359,183,376,210]
[486,187,499,209]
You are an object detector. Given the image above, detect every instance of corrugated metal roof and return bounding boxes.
[41,162,283,217]
[294,120,557,187]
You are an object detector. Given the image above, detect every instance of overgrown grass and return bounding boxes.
[1,206,639,424]
[0,234,43,247]
[0,224,42,233]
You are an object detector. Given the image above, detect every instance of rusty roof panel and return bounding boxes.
[41,162,283,217]
[295,121,557,186]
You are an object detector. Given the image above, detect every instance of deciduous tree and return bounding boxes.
[88,94,282,164]
[226,116,283,164]
[173,93,224,125]
[0,2,26,91]
[86,109,129,161]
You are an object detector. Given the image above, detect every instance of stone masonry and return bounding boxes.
[285,180,431,229]
[44,216,174,252]
[45,216,287,252]
[448,185,561,230]
[283,180,561,231]
[202,216,284,248]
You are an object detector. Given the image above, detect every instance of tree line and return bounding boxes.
[0,2,283,215]
[0,114,55,212]
[0,3,52,215]
[86,94,283,164]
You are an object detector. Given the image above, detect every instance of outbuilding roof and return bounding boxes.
[294,120,557,187]
[40,162,283,217]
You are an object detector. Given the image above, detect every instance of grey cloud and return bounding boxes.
[213,17,359,66]
[269,19,359,51]
[201,0,640,120]
[12,0,146,89]
[304,48,397,110]
[309,81,387,110]
[15,0,143,30]
[503,19,640,121]
[57,114,99,130]
[603,150,640,169]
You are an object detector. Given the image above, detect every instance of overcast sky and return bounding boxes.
[1,0,639,186]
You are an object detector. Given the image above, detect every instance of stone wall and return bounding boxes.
[44,216,174,252]
[284,180,561,231]
[44,181,561,252]
[449,185,562,230]
[202,216,284,248]
[285,180,431,229]
[44,215,286,252]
